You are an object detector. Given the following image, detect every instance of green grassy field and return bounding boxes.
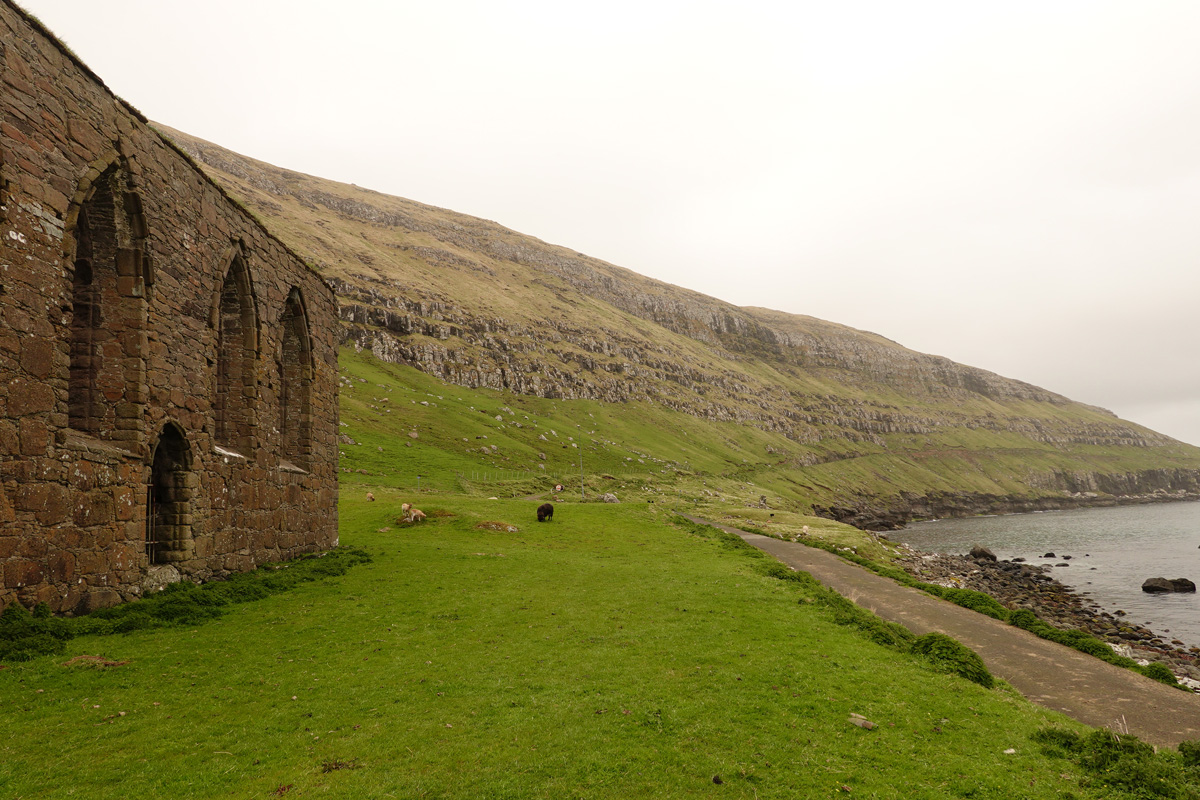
[335,348,1200,522]
[1,491,1129,799]
[17,121,1190,797]
[5,348,1199,797]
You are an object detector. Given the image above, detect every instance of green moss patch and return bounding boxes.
[0,547,371,663]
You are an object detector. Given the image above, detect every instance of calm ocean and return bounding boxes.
[898,501,1200,647]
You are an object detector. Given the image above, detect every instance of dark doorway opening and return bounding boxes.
[146,423,194,564]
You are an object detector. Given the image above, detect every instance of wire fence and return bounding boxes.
[464,468,650,484]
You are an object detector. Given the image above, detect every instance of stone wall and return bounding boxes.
[0,2,339,613]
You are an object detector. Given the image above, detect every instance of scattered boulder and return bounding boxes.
[848,713,877,730]
[142,564,181,594]
[1142,577,1197,593]
[1042,552,1056,559]
[602,493,619,503]
[969,544,997,562]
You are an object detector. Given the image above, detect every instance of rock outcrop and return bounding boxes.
[1143,578,1198,594]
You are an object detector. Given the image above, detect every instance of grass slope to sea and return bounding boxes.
[5,349,1200,797]
[168,122,1200,516]
[2,493,1117,799]
[335,349,1198,523]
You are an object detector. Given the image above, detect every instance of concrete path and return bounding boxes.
[684,515,1200,748]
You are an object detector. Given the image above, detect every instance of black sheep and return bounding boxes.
[537,502,554,522]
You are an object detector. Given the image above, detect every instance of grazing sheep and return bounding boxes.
[366,492,375,502]
[407,508,427,523]
[537,503,554,522]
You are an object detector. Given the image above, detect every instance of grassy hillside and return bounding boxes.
[336,348,1200,530]
[158,125,1200,525]
[6,355,1198,797]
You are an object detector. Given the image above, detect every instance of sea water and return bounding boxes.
[898,501,1200,646]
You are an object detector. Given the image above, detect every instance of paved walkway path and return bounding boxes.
[684,515,1200,748]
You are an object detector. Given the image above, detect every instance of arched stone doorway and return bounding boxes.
[146,423,195,564]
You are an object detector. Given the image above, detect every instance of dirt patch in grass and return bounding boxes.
[395,508,454,525]
[62,655,130,668]
[475,521,519,533]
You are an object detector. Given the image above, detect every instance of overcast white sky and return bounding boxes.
[18,1,1200,445]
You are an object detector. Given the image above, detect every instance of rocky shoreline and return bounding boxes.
[891,543,1200,689]
[819,487,1200,531]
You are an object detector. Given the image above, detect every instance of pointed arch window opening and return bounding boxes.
[279,288,313,471]
[66,163,148,443]
[69,249,100,431]
[214,255,259,454]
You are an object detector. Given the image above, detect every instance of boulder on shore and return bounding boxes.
[969,544,997,562]
[1142,577,1197,593]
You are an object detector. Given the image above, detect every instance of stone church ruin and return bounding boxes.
[1,2,339,613]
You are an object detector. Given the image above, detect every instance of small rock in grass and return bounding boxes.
[848,713,876,730]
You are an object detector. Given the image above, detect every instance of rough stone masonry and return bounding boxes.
[0,2,339,614]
